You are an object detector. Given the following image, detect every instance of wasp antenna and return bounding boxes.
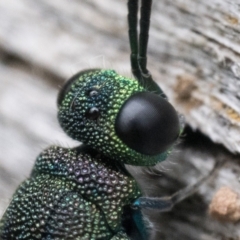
[128,0,142,81]
[128,0,167,97]
[139,0,167,97]
[138,0,152,76]
[133,158,225,211]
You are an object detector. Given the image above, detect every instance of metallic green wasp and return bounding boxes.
[0,0,219,239]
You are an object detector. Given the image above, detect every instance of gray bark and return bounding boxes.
[0,0,240,239]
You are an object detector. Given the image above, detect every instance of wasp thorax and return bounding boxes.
[57,69,180,166]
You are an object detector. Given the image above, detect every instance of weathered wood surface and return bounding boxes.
[1,0,240,239]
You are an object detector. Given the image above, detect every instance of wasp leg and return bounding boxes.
[134,159,225,211]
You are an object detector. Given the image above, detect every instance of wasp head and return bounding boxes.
[58,69,180,166]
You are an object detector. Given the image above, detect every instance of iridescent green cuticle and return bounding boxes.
[58,69,169,166]
[0,146,140,239]
[0,68,179,239]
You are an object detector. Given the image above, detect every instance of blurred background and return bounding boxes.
[1,0,240,239]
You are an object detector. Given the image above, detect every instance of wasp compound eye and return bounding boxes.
[86,107,100,120]
[115,92,180,156]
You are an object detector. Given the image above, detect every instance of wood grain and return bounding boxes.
[1,0,240,239]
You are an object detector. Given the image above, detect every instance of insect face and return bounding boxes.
[58,69,180,166]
